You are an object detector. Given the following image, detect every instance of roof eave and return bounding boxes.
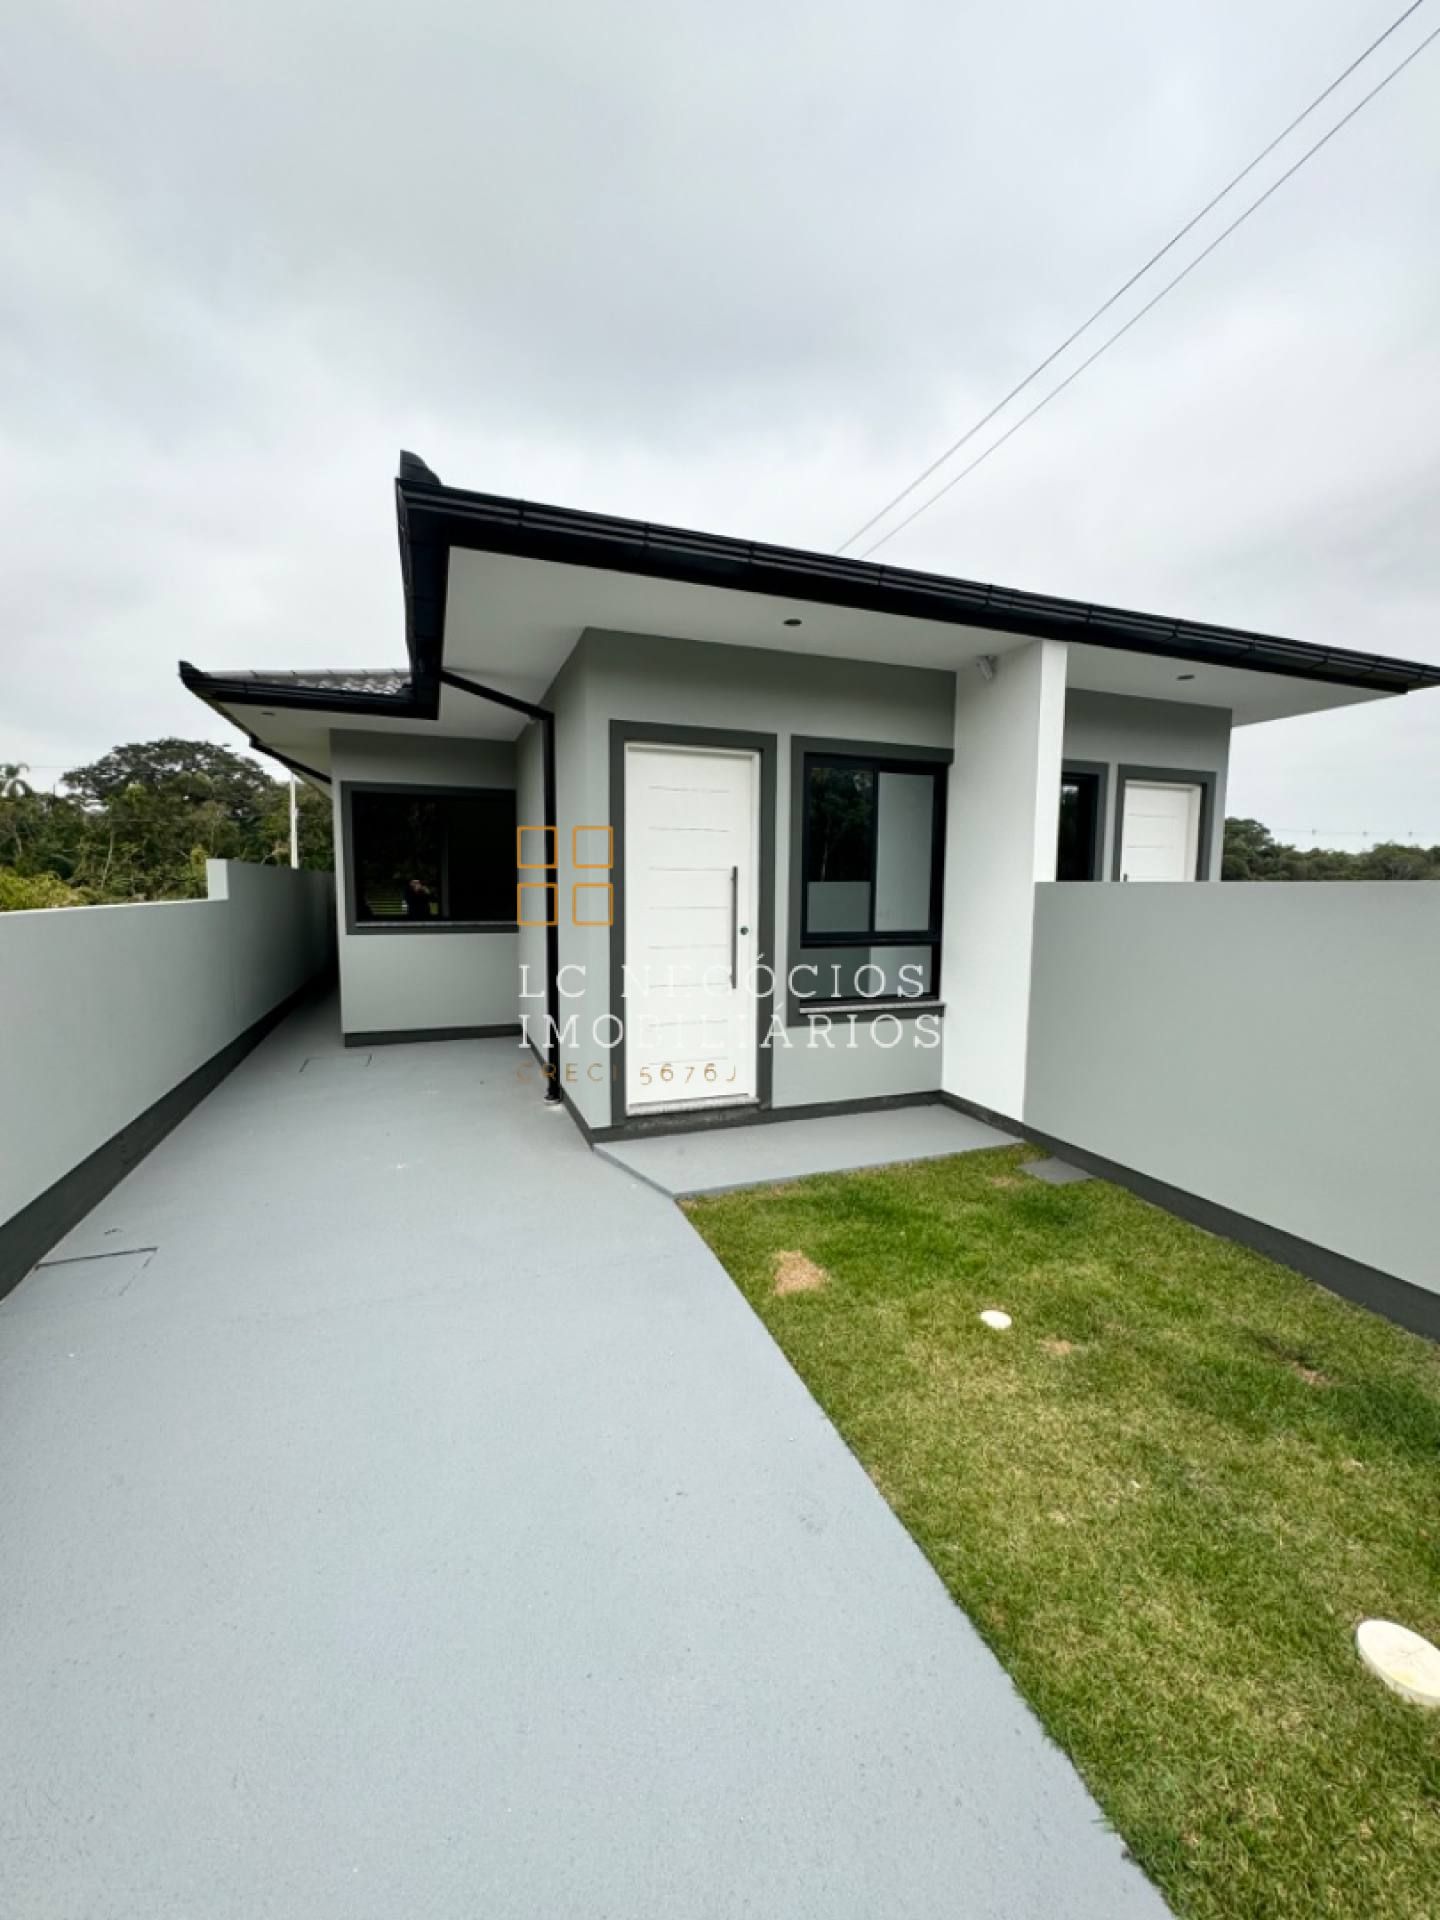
[394,466,1440,699]
[178,660,439,722]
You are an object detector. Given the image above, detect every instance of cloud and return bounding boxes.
[4,0,1437,834]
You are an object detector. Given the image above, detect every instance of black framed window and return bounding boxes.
[796,752,946,1003]
[1057,767,1102,881]
[348,786,517,927]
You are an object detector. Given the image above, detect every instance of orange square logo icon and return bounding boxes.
[517,881,558,927]
[572,882,613,927]
[517,825,557,870]
[572,824,613,870]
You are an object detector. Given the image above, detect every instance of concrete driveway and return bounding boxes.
[1,999,1166,1918]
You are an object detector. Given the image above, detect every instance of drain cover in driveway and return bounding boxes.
[9,1248,156,1312]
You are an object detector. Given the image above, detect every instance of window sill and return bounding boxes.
[348,920,519,936]
[792,998,944,1024]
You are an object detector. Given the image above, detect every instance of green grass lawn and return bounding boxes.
[684,1145,1440,1920]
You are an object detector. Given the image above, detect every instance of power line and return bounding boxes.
[854,21,1440,561]
[1272,827,1427,840]
[836,0,1433,557]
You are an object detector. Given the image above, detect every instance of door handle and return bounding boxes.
[729,865,738,990]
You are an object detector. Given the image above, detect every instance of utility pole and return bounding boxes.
[289,775,299,869]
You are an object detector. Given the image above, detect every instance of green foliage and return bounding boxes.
[257,778,334,871]
[0,738,333,909]
[1224,816,1440,881]
[0,867,84,911]
[64,738,274,817]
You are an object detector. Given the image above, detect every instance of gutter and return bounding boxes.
[395,462,1440,698]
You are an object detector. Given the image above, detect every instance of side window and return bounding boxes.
[1057,767,1103,881]
[796,753,945,1003]
[349,787,517,925]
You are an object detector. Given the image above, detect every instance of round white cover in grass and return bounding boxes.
[979,1309,1012,1331]
[1355,1620,1440,1707]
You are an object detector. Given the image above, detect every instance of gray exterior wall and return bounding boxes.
[1025,882,1440,1297]
[0,860,333,1235]
[329,729,520,1037]
[1062,691,1231,881]
[546,631,954,1129]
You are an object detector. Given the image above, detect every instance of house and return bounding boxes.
[179,452,1440,1330]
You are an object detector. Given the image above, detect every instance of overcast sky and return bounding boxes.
[5,0,1438,843]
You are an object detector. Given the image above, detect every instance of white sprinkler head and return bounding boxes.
[1355,1619,1440,1708]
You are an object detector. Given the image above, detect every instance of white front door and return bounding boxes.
[1119,781,1202,881]
[623,742,760,1114]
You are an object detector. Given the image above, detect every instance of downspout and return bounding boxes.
[439,670,563,1104]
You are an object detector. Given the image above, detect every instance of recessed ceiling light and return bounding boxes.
[783,617,803,627]
[1176,673,1195,682]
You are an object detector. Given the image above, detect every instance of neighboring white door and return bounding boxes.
[1119,781,1202,881]
[624,743,760,1114]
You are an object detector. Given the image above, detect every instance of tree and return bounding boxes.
[1,737,336,908]
[0,785,89,879]
[64,739,273,825]
[1223,817,1440,881]
[85,778,252,899]
[0,763,36,864]
[1220,817,1277,881]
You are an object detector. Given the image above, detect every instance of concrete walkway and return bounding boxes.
[1,999,1166,1919]
[598,1103,1016,1196]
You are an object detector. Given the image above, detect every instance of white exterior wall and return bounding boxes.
[940,640,1067,1117]
[0,861,333,1232]
[546,645,606,1109]
[329,729,521,1038]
